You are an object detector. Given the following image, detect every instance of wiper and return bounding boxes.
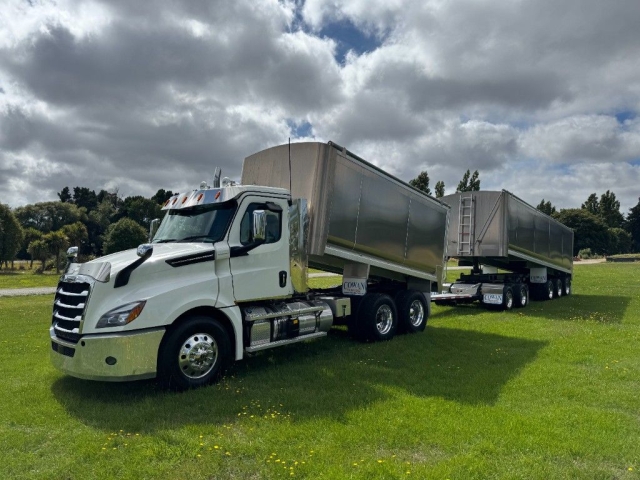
[176,235,215,242]
[154,239,177,243]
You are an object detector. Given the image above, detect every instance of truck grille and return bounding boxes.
[52,279,91,344]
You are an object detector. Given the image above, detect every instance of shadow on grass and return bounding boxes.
[431,294,631,324]
[51,326,546,432]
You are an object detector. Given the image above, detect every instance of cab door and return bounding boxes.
[228,195,292,302]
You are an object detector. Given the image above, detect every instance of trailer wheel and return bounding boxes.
[554,278,563,298]
[157,316,231,391]
[503,286,514,310]
[563,277,572,296]
[545,280,554,300]
[514,284,529,308]
[395,290,428,333]
[356,293,398,342]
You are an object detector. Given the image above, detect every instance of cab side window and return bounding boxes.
[240,203,282,245]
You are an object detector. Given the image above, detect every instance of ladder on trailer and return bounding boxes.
[458,194,475,255]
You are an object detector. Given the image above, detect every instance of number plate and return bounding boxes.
[483,294,503,305]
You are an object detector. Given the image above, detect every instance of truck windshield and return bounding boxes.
[152,201,236,244]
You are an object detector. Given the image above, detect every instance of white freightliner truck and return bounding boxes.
[50,142,450,390]
[432,190,574,310]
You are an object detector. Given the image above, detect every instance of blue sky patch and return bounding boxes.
[319,19,382,64]
[287,119,313,138]
[615,110,636,123]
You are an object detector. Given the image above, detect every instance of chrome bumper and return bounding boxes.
[50,326,165,381]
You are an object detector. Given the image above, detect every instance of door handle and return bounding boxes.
[279,271,287,288]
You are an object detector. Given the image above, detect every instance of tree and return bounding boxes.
[62,222,89,251]
[409,171,431,195]
[599,190,624,228]
[13,201,86,233]
[0,204,25,269]
[553,209,610,255]
[28,239,49,271]
[21,227,43,268]
[103,218,147,254]
[581,193,599,215]
[457,170,480,192]
[608,228,632,254]
[58,186,72,203]
[118,196,163,229]
[72,186,98,212]
[43,230,69,274]
[536,199,556,216]
[152,189,175,205]
[626,197,640,252]
[87,198,117,255]
[435,181,445,198]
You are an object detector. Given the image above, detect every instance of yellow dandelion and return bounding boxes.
[377,460,383,464]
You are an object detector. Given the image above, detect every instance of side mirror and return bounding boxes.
[252,210,266,241]
[149,218,160,242]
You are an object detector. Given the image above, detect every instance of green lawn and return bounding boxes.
[0,271,60,289]
[1,263,639,479]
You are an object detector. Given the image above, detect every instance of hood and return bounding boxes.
[66,243,217,282]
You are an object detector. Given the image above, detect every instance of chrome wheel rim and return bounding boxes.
[557,281,563,297]
[565,280,571,295]
[376,304,394,335]
[408,300,425,327]
[178,333,218,379]
[520,287,527,306]
[505,291,513,309]
[547,282,554,299]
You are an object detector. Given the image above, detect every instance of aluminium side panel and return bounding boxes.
[242,142,449,280]
[443,191,573,273]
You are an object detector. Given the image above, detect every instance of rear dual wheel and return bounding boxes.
[395,290,428,333]
[354,293,398,342]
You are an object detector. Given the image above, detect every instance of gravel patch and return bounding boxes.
[0,287,57,297]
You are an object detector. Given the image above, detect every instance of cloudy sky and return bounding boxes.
[1,0,639,213]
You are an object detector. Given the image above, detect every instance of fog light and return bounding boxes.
[105,356,117,366]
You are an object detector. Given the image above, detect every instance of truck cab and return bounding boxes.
[51,184,300,389]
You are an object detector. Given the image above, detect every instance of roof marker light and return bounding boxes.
[182,196,188,204]
[172,198,177,205]
[215,191,221,200]
[197,193,203,202]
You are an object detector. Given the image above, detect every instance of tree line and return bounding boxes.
[409,169,640,256]
[2,174,639,271]
[0,187,174,272]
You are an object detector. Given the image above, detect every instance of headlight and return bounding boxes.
[96,301,146,328]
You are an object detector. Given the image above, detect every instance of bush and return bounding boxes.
[578,248,593,259]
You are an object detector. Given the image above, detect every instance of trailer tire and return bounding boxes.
[514,284,529,308]
[554,278,563,298]
[395,290,428,333]
[157,316,231,391]
[563,277,572,296]
[356,293,398,342]
[544,280,554,300]
[502,286,514,310]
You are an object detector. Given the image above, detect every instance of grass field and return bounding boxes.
[0,271,60,289]
[1,263,639,479]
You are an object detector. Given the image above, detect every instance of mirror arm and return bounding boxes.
[229,238,266,258]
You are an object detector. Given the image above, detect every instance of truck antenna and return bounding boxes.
[213,167,221,188]
[288,137,292,194]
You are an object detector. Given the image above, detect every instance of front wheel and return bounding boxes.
[395,290,428,333]
[356,293,398,342]
[158,316,231,391]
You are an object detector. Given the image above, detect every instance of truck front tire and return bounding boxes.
[158,316,231,391]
